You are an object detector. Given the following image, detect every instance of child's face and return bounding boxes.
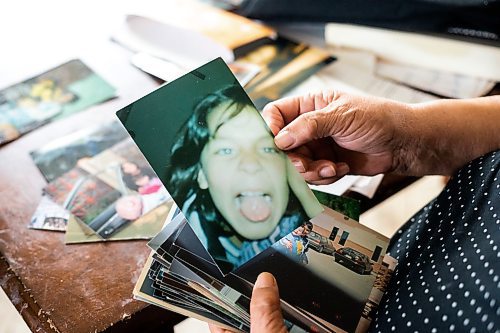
[198,103,289,240]
[122,162,140,175]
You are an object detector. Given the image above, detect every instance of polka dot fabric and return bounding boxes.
[370,150,500,333]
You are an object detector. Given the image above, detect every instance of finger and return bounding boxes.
[299,159,350,184]
[262,105,286,136]
[307,177,342,186]
[287,152,309,173]
[262,91,336,135]
[262,95,301,133]
[285,145,321,173]
[274,107,338,151]
[286,159,324,217]
[250,273,287,333]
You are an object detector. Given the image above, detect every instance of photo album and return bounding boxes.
[116,58,397,333]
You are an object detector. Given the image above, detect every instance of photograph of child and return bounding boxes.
[273,221,313,264]
[117,58,322,273]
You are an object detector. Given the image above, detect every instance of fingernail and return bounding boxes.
[254,273,276,289]
[319,165,336,178]
[336,163,350,176]
[292,160,305,173]
[274,130,295,149]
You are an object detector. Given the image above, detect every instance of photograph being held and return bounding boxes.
[210,90,500,333]
[166,85,320,271]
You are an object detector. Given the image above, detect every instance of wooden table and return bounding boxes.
[1,2,498,332]
[0,4,185,330]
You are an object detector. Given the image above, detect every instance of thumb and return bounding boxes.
[274,108,335,150]
[250,273,288,333]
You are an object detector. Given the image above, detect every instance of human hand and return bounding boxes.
[115,195,143,220]
[209,272,288,333]
[263,90,411,184]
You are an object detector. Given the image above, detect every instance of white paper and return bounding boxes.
[131,52,186,82]
[321,60,438,103]
[286,57,438,104]
[376,61,495,99]
[349,174,384,199]
[329,48,377,74]
[309,176,360,196]
[112,15,234,69]
[325,23,500,82]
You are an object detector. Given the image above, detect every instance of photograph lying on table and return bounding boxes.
[29,195,69,231]
[30,121,128,182]
[42,138,171,240]
[117,57,323,274]
[239,37,335,109]
[64,202,172,243]
[0,59,116,145]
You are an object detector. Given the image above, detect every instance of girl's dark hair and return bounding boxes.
[166,84,252,230]
[165,84,306,266]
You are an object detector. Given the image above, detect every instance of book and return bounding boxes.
[117,58,397,332]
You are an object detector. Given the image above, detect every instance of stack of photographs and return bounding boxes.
[136,202,397,333]
[28,121,174,243]
[117,58,398,332]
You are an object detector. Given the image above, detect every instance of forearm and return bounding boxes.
[398,95,500,176]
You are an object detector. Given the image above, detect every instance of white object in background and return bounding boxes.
[131,52,261,88]
[376,61,496,99]
[0,287,31,333]
[285,57,437,104]
[131,52,186,82]
[174,317,211,333]
[309,175,360,196]
[318,59,438,103]
[112,15,234,69]
[325,23,500,82]
[349,174,384,199]
[360,176,446,238]
[329,49,377,74]
[310,174,384,199]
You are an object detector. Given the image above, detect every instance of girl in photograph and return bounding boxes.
[166,84,320,272]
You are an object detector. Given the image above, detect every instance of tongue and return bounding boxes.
[239,196,272,222]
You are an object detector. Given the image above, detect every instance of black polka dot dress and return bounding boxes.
[370,150,500,333]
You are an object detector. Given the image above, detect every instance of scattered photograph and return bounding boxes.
[237,37,335,109]
[29,195,69,231]
[0,59,116,145]
[117,57,323,274]
[64,201,172,244]
[227,61,260,87]
[44,138,171,239]
[30,121,128,182]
